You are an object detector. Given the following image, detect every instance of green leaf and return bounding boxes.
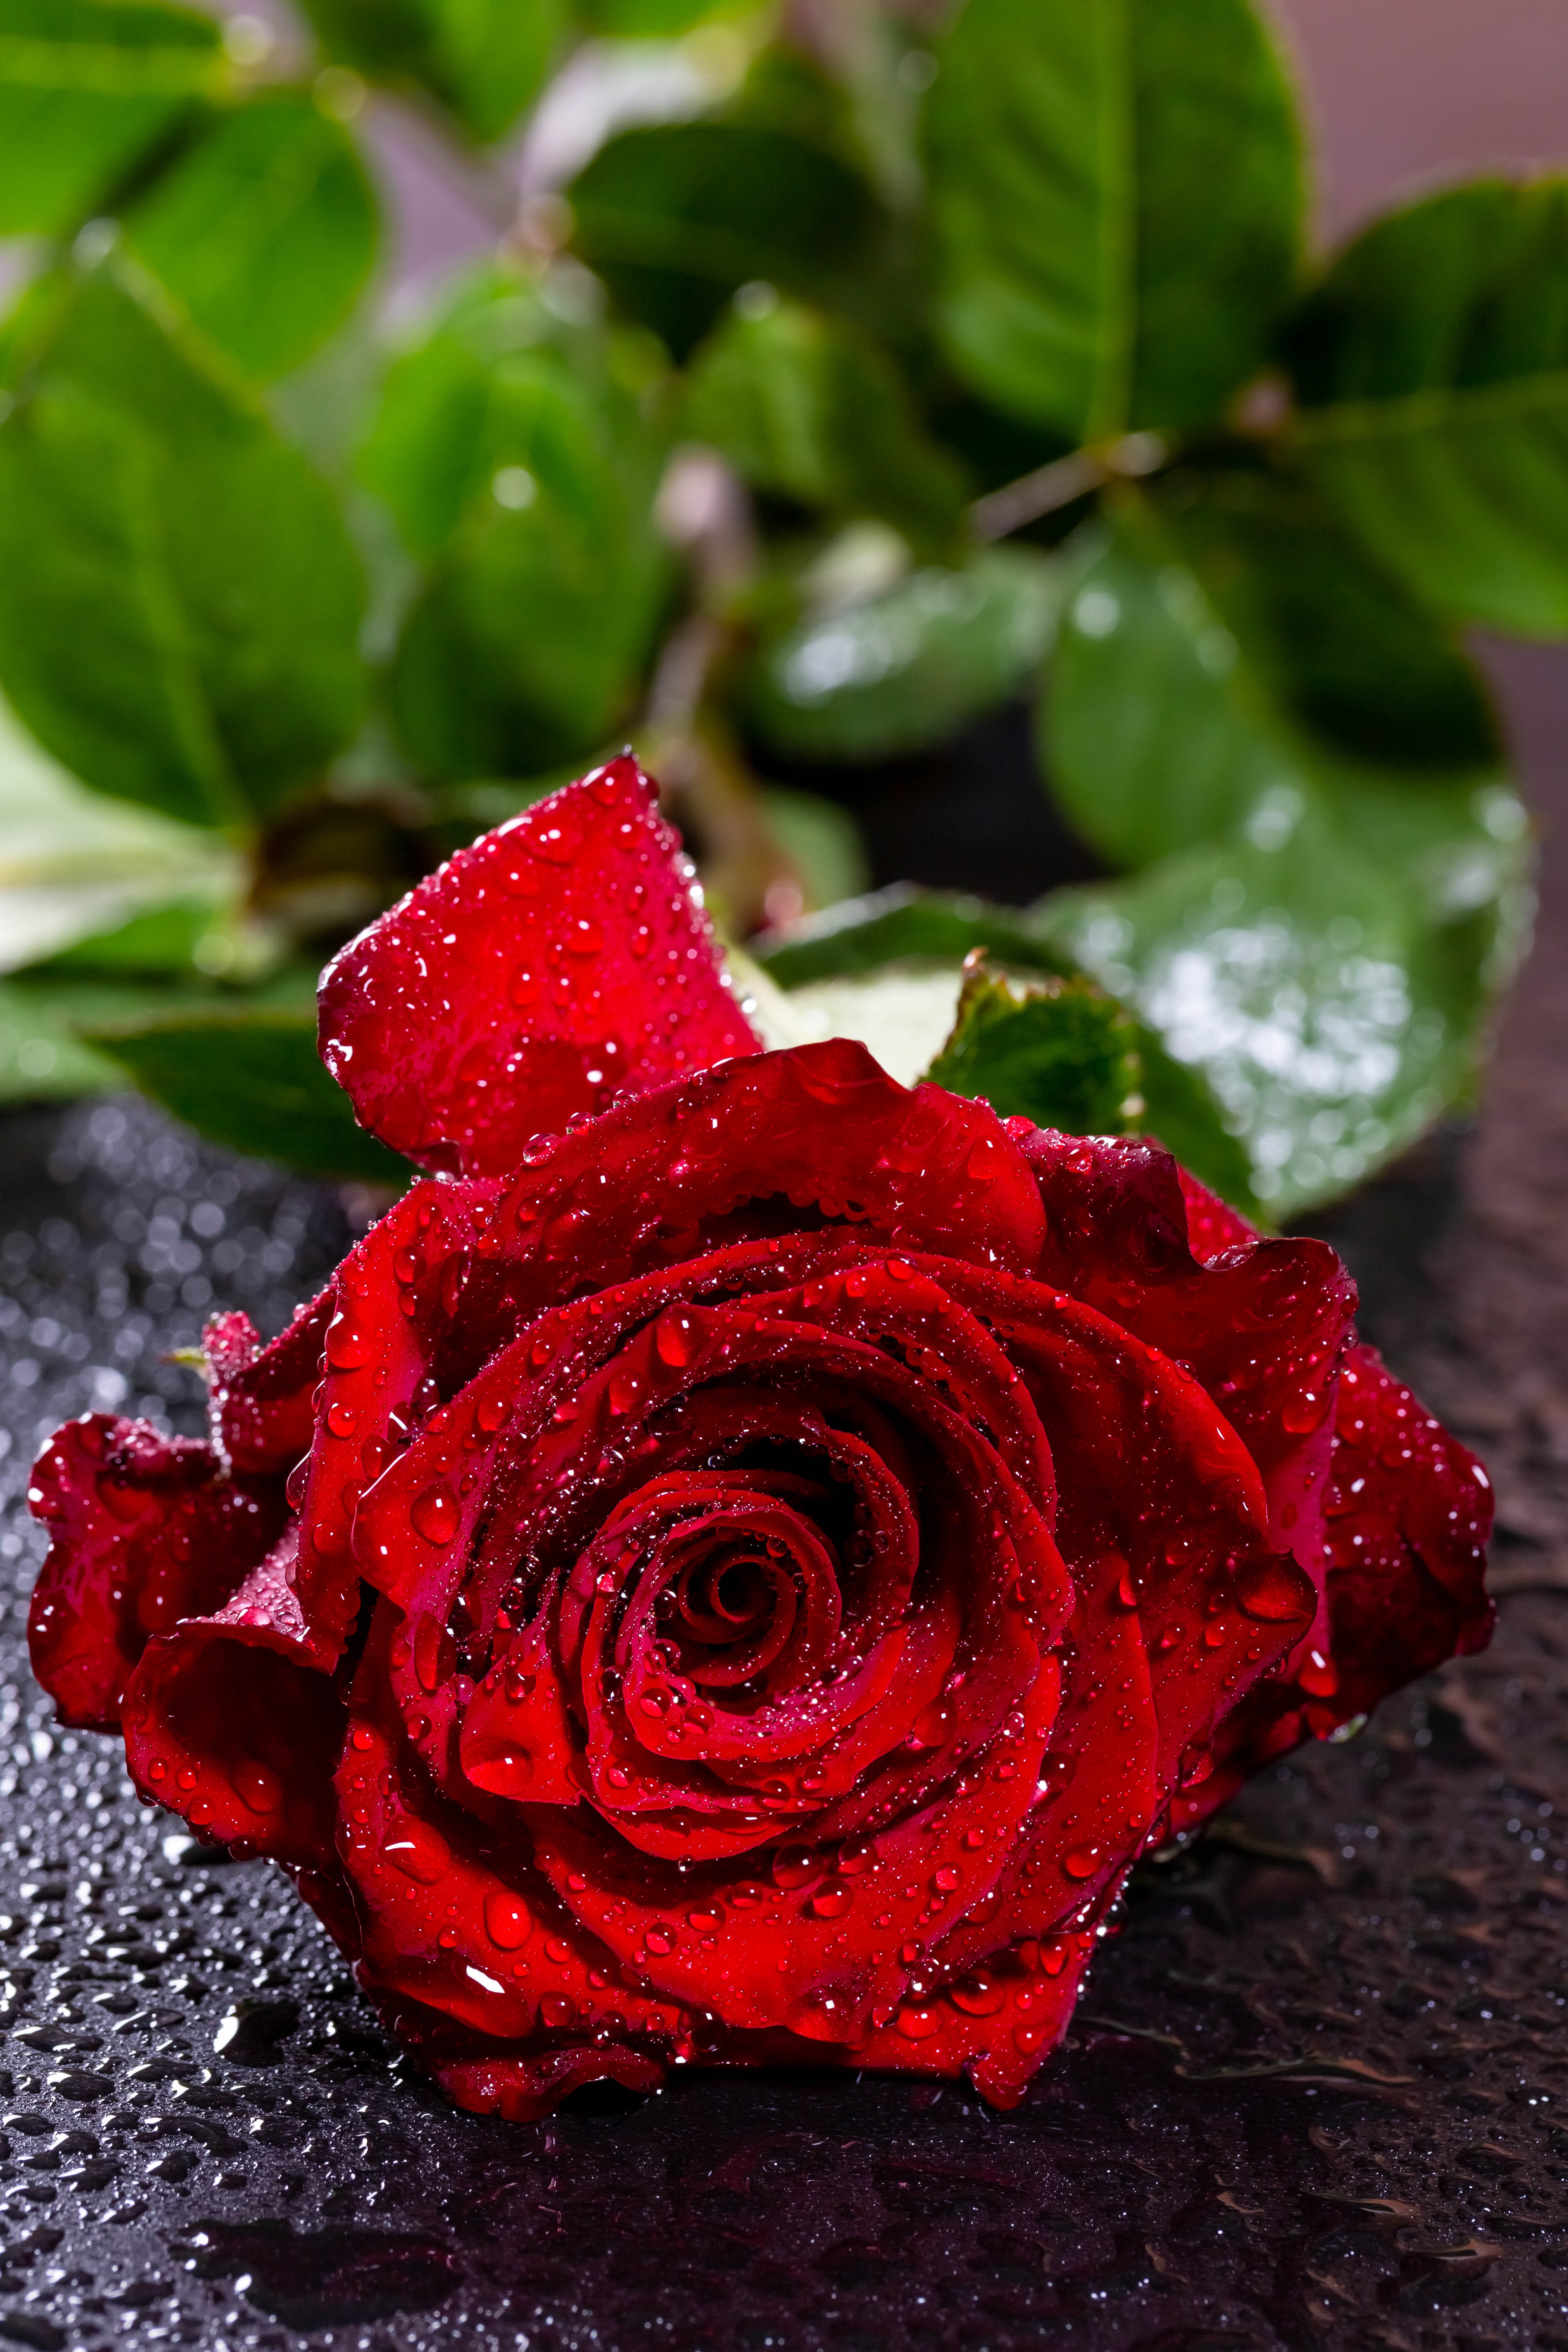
[0,692,238,973]
[1037,774,1530,1215]
[753,880,1077,989]
[684,294,967,552]
[82,1008,414,1181]
[757,786,869,914]
[0,258,366,831]
[575,0,741,26]
[1046,478,1501,871]
[0,0,226,238]
[1133,1025,1260,1220]
[296,0,565,143]
[122,88,380,381]
[568,118,883,359]
[361,261,668,557]
[926,0,1302,439]
[1286,179,1568,636]
[927,956,1140,1136]
[388,342,670,777]
[1041,477,1528,1208]
[748,547,1061,764]
[0,973,174,1101]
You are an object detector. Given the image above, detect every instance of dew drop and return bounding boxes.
[1236,1558,1308,1622]
[325,1314,370,1370]
[1062,1846,1100,1880]
[326,1401,357,1439]
[412,1483,460,1545]
[232,1759,282,1813]
[383,1820,451,1885]
[949,1971,1005,2017]
[644,1923,678,1955]
[484,1891,532,1950]
[895,2004,940,2041]
[772,1846,824,1890]
[809,1885,853,1920]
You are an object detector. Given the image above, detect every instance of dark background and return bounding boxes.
[4,7,1568,2348]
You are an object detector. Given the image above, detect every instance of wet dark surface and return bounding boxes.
[0,1070,1564,2352]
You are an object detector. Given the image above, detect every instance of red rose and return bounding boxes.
[26,757,1492,2119]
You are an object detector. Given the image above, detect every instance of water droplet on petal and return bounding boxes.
[383,1820,451,1885]
[895,2004,940,2041]
[412,1483,459,1545]
[233,1760,282,1813]
[1237,1558,1308,1621]
[484,1891,532,1949]
[1062,1846,1100,1880]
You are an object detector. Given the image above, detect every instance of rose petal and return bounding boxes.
[1194,1343,1494,1816]
[318,756,762,1177]
[27,1415,287,1732]
[209,1292,332,1475]
[120,1531,346,1874]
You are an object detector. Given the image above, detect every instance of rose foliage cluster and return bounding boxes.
[27,761,1492,2120]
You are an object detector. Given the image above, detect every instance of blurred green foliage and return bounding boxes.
[0,0,1548,1212]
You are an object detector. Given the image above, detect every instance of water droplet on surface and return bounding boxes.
[326,1401,357,1439]
[809,1885,853,1920]
[644,1923,678,1954]
[1062,1846,1100,1880]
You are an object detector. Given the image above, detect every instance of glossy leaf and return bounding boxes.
[1287,179,1568,635]
[568,118,882,359]
[384,320,670,778]
[1037,772,1531,1215]
[684,295,967,553]
[927,959,1140,1137]
[123,89,380,381]
[748,549,1060,764]
[1040,477,1528,1207]
[82,1009,414,1182]
[0,0,225,237]
[927,0,1302,438]
[295,0,565,143]
[1046,480,1501,871]
[0,260,366,831]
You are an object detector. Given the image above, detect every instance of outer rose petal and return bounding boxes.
[120,1531,349,1880]
[1169,1172,1494,1824]
[27,1417,286,1733]
[1192,1343,1494,1820]
[207,1295,331,1475]
[1020,1131,1356,1580]
[317,756,762,1177]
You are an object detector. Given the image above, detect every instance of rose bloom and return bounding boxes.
[27,760,1491,2120]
